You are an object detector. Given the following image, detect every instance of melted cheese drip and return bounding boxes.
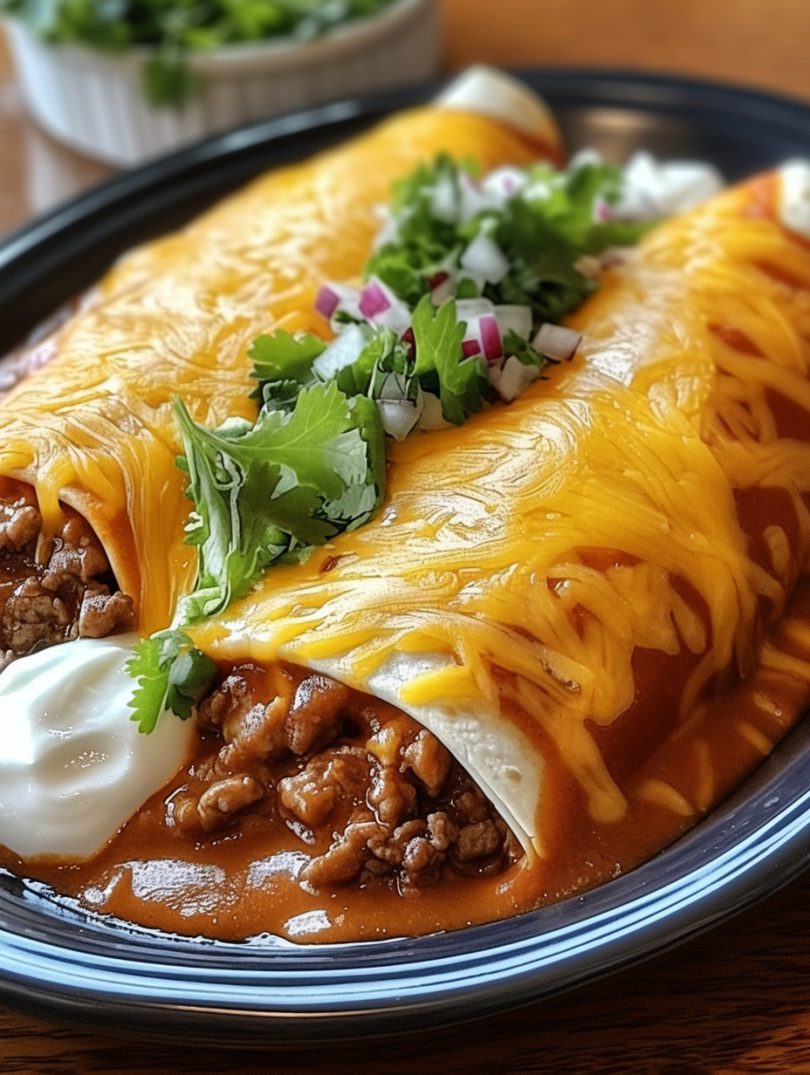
[191,175,810,834]
[0,106,545,634]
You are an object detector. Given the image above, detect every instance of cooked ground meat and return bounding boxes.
[170,664,523,894]
[0,477,135,659]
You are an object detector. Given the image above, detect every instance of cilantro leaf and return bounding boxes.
[249,330,326,400]
[126,630,216,735]
[411,297,487,424]
[174,379,384,624]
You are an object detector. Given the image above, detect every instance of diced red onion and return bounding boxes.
[377,399,422,441]
[460,233,510,285]
[532,322,582,361]
[319,283,362,327]
[462,338,482,358]
[594,197,614,222]
[401,326,415,360]
[315,285,341,319]
[479,314,503,362]
[313,323,368,380]
[493,304,532,343]
[359,278,412,334]
[359,279,392,319]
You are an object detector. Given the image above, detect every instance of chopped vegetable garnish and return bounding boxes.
[131,149,656,730]
[127,630,217,734]
[1,0,397,107]
[173,381,385,624]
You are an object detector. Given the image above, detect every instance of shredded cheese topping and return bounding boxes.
[0,106,541,635]
[189,175,810,828]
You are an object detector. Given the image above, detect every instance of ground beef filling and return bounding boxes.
[169,665,523,892]
[0,478,135,668]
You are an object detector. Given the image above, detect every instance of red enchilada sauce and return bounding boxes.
[3,569,810,944]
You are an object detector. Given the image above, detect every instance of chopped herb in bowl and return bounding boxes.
[0,0,399,106]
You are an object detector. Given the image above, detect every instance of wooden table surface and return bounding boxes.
[2,1,810,1071]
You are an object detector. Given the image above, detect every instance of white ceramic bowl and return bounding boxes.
[4,0,439,166]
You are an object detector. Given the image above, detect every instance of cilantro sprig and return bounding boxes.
[174,380,384,624]
[126,380,384,733]
[127,630,217,734]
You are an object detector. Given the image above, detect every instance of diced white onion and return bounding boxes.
[430,273,455,305]
[522,178,553,202]
[490,355,541,402]
[460,233,510,284]
[377,399,423,441]
[416,392,451,431]
[430,174,458,223]
[456,297,495,322]
[372,204,400,250]
[313,323,368,380]
[457,173,502,223]
[482,166,528,201]
[532,322,582,361]
[493,304,532,342]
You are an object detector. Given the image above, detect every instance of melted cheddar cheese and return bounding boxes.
[0,106,547,634]
[190,175,810,837]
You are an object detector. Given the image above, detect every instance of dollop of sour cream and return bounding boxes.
[778,160,810,239]
[0,635,193,861]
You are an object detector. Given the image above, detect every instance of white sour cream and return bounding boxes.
[778,160,810,239]
[617,151,725,219]
[0,634,193,860]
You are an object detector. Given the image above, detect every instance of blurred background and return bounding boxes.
[0,0,808,233]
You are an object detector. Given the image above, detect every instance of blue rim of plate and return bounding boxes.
[1,69,810,1046]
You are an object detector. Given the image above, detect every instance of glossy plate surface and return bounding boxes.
[1,70,810,1046]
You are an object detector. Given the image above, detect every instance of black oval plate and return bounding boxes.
[1,70,810,1047]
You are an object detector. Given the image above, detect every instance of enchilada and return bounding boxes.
[1,72,810,943]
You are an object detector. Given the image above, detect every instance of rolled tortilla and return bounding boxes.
[189,171,810,856]
[0,69,561,636]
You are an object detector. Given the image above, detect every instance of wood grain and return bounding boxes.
[2,1,810,1070]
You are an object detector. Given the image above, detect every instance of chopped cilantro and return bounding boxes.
[129,148,655,731]
[411,297,486,424]
[1,0,398,107]
[174,379,384,625]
